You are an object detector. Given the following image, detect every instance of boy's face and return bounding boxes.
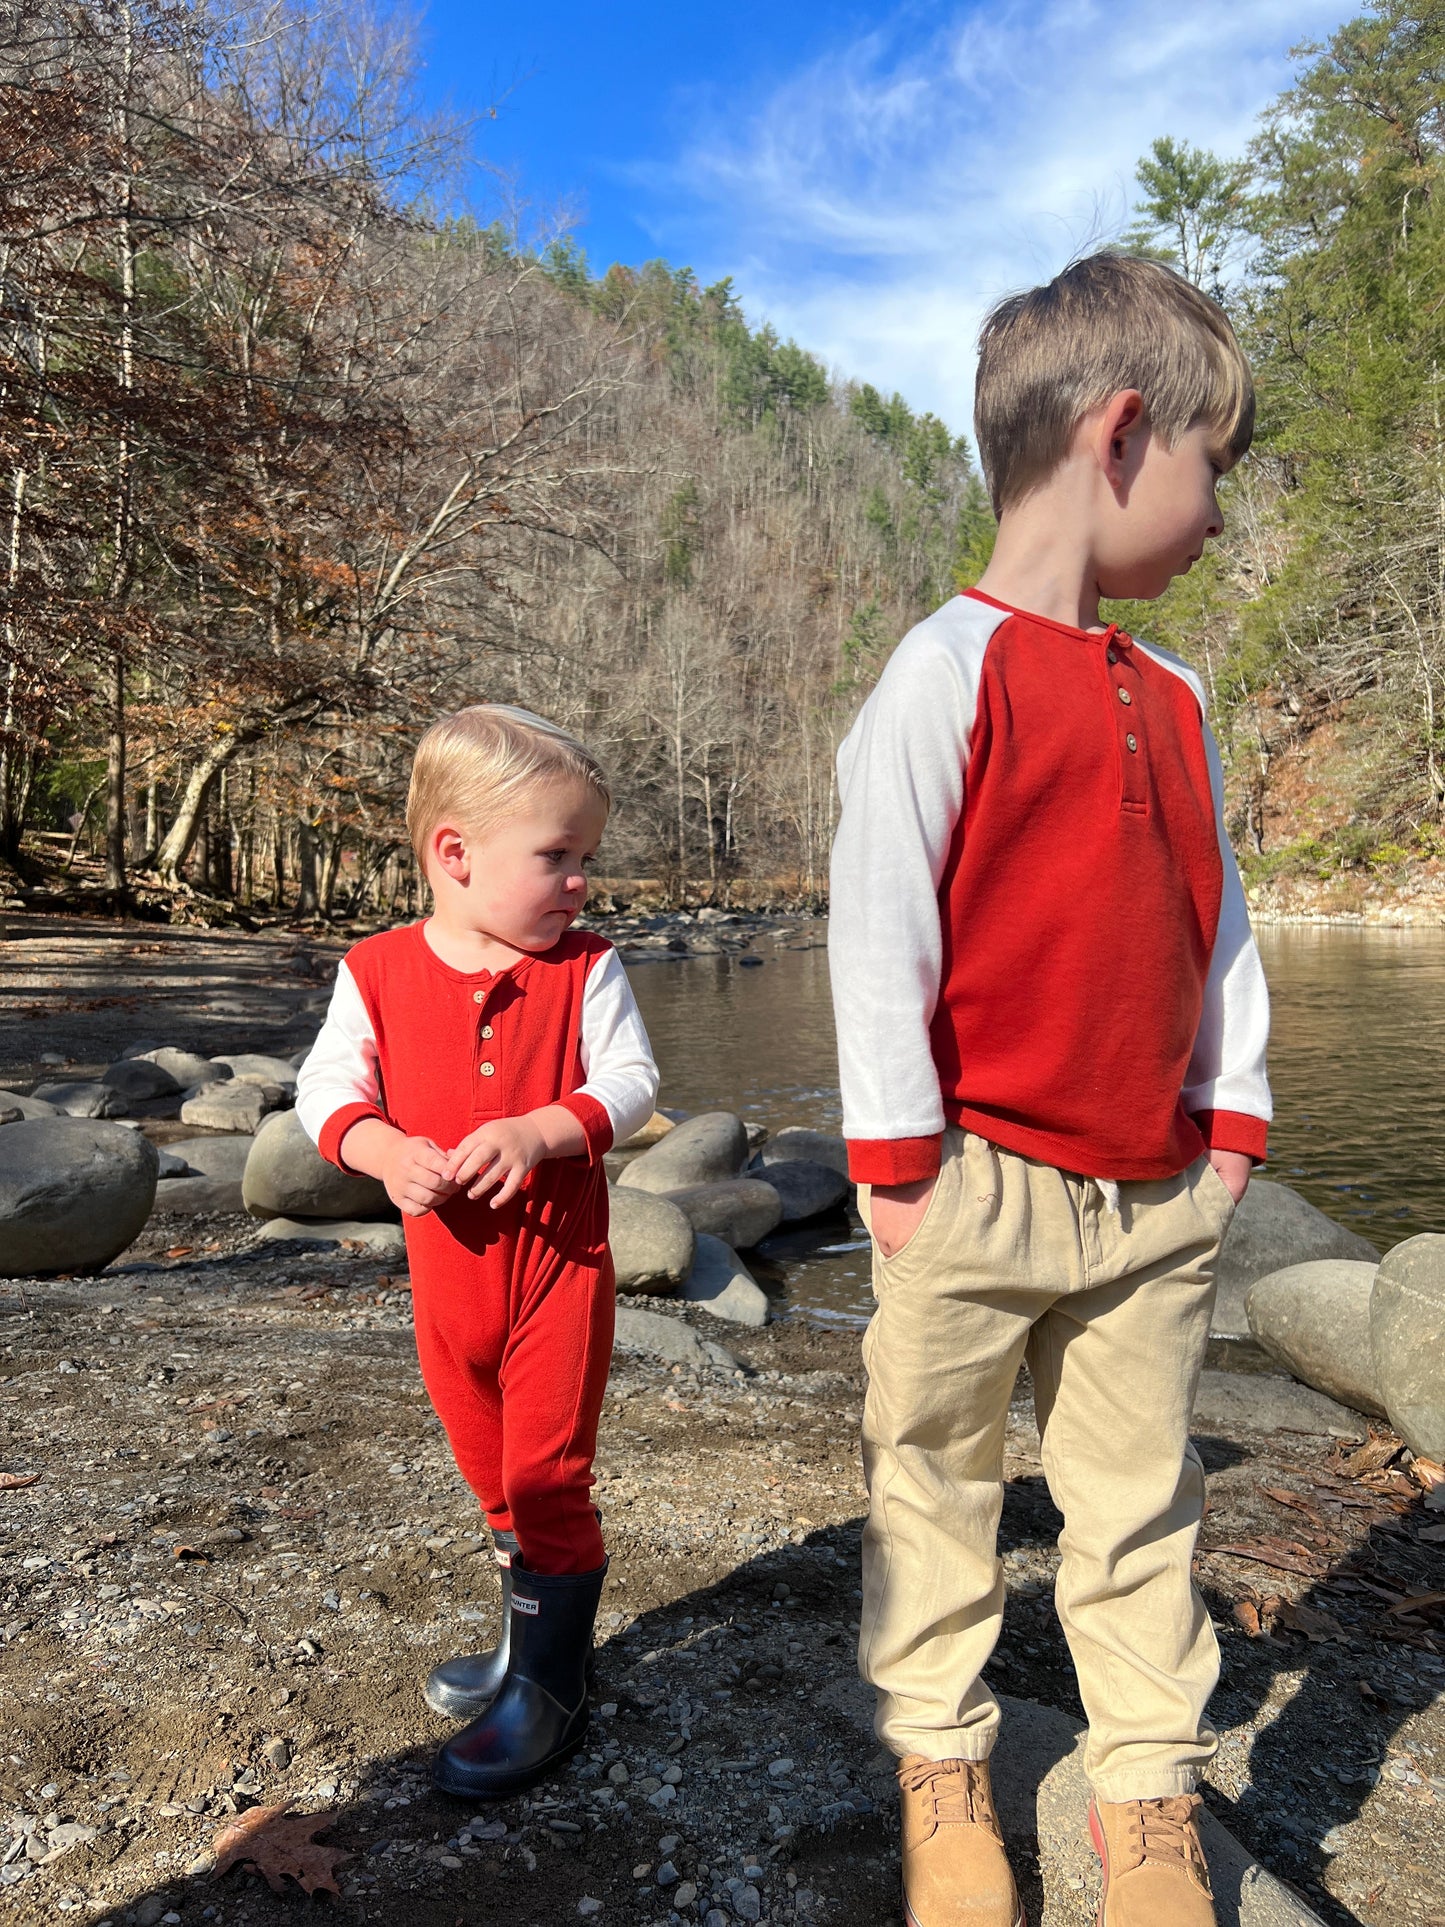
[1096,420,1227,603]
[435,780,608,954]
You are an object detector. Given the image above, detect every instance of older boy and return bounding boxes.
[828,254,1271,1926]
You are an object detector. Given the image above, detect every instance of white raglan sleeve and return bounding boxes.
[561,946,660,1161]
[293,961,389,1169]
[827,610,988,1186]
[1181,721,1273,1160]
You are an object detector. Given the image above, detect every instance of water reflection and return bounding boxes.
[627,924,1445,1327]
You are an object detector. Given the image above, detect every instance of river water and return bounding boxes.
[628,923,1445,1329]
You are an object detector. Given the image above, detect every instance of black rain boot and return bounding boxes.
[423,1529,519,1720]
[432,1556,606,1799]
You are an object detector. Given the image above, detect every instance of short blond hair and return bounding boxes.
[975,252,1255,515]
[406,704,610,870]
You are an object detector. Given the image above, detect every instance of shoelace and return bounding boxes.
[898,1760,990,1827]
[1131,1794,1204,1874]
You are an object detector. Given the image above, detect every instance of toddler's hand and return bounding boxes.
[1208,1148,1252,1205]
[446,1117,547,1208]
[378,1134,456,1219]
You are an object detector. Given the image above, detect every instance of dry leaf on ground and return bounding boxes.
[211,1800,350,1897]
[1336,1432,1403,1478]
[0,1472,40,1490]
[1276,1599,1346,1641]
[1207,1537,1329,1577]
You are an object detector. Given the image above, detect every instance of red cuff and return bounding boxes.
[1190,1108,1268,1164]
[847,1134,942,1186]
[318,1102,390,1172]
[557,1092,614,1163]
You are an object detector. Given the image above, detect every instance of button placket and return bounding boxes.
[1104,632,1148,812]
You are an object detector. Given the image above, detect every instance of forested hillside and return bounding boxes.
[0,1,984,916]
[1,0,1441,919]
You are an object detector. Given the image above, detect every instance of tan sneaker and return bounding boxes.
[1088,1793,1216,1925]
[897,1755,1026,1927]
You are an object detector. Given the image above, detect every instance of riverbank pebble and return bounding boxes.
[1371,1233,1445,1457]
[32,1078,130,1119]
[179,1080,282,1133]
[757,1128,851,1180]
[255,1216,406,1258]
[608,1185,694,1292]
[1245,1260,1386,1416]
[101,1058,181,1101]
[682,1233,771,1326]
[756,1157,850,1224]
[242,1109,389,1221]
[618,1112,750,1193]
[665,1179,783,1250]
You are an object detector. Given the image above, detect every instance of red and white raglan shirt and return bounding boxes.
[828,590,1271,1187]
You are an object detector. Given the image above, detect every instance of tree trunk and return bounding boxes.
[294,815,320,917]
[104,648,126,891]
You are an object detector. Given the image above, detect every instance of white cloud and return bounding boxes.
[627,0,1352,434]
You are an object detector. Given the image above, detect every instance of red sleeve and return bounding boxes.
[556,1091,614,1164]
[1190,1108,1268,1165]
[319,1102,390,1173]
[847,1133,942,1186]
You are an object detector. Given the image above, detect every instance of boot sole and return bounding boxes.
[423,1678,497,1721]
[431,1723,587,1801]
[903,1886,1027,1927]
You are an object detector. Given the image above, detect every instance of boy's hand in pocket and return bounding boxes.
[870,1176,937,1260]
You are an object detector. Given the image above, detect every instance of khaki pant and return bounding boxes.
[858,1129,1236,1801]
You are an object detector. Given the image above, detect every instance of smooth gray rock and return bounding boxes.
[1245,1260,1385,1417]
[608,1184,694,1293]
[33,1080,131,1120]
[242,1109,388,1221]
[164,1135,253,1181]
[612,1306,738,1373]
[664,1179,783,1250]
[180,1081,283,1134]
[149,1174,245,1215]
[1192,1369,1359,1438]
[101,1058,181,1101]
[119,1039,164,1060]
[0,1119,158,1276]
[139,1047,228,1088]
[256,1215,406,1258]
[617,1111,749,1194]
[756,1127,850,1181]
[156,1147,191,1178]
[817,1676,1325,1926]
[0,1089,59,1121]
[211,1051,300,1089]
[1371,1232,1445,1459]
[1213,1180,1379,1340]
[757,1157,849,1223]
[681,1233,770,1326]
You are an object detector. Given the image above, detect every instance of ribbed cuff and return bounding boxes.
[319,1102,390,1172]
[1190,1108,1268,1164]
[846,1134,942,1186]
[557,1092,614,1163]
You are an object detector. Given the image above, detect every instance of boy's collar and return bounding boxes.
[961,586,1131,650]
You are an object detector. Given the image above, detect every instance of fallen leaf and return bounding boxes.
[1409,1457,1445,1492]
[211,1800,349,1897]
[165,1246,194,1260]
[1260,1483,1324,1523]
[1207,1537,1329,1577]
[172,1544,211,1562]
[1276,1599,1345,1641]
[1336,1433,1403,1479]
[0,1472,40,1490]
[1385,1590,1445,1617]
[1232,1600,1262,1637]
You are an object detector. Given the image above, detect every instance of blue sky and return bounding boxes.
[415,0,1355,434]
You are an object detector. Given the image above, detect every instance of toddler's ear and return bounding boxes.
[428,822,471,883]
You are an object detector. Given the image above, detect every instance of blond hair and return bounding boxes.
[406,704,610,870]
[974,252,1255,515]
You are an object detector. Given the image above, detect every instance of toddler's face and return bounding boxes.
[459,781,608,954]
[1096,421,1227,603]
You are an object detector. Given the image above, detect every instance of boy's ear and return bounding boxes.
[1098,389,1148,490]
[428,822,471,884]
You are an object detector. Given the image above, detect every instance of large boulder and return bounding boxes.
[0,1118,158,1276]
[151,1135,253,1216]
[101,1058,181,1102]
[1371,1233,1445,1459]
[0,1089,59,1122]
[1192,1370,1358,1439]
[1244,1261,1385,1417]
[1212,1180,1379,1340]
[33,1080,131,1120]
[212,1052,300,1090]
[756,1128,850,1181]
[150,1174,245,1215]
[242,1109,389,1221]
[616,1111,749,1194]
[138,1047,229,1088]
[664,1179,783,1250]
[180,1081,284,1134]
[681,1232,770,1327]
[758,1157,849,1224]
[165,1135,253,1181]
[607,1184,694,1293]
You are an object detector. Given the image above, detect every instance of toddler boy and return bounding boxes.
[828,254,1271,1926]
